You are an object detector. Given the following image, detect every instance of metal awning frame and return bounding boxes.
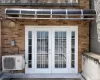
[5,8,96,20]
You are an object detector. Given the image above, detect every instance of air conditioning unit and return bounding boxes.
[2,55,25,70]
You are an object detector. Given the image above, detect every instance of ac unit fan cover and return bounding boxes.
[4,57,15,69]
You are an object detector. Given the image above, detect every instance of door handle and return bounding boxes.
[49,49,50,51]
[48,49,50,54]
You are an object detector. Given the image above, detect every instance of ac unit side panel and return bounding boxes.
[16,56,25,70]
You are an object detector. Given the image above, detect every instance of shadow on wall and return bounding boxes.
[90,21,100,53]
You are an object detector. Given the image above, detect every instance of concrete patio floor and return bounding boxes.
[0,73,84,80]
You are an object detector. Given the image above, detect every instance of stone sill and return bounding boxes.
[83,52,100,64]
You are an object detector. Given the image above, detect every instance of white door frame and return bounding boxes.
[25,26,78,74]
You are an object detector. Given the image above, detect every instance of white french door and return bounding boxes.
[25,26,78,74]
[51,28,69,73]
[34,28,52,73]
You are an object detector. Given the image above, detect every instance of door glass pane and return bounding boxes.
[55,32,67,68]
[28,31,32,68]
[28,31,32,38]
[37,31,49,68]
[28,46,32,53]
[71,31,75,68]
[28,54,32,60]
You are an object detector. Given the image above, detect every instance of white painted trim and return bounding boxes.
[76,27,78,73]
[25,25,78,28]
[68,28,72,73]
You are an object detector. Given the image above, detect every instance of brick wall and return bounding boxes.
[0,0,90,9]
[0,0,90,73]
[1,20,89,73]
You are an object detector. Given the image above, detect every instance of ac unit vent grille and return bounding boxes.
[4,57,15,69]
